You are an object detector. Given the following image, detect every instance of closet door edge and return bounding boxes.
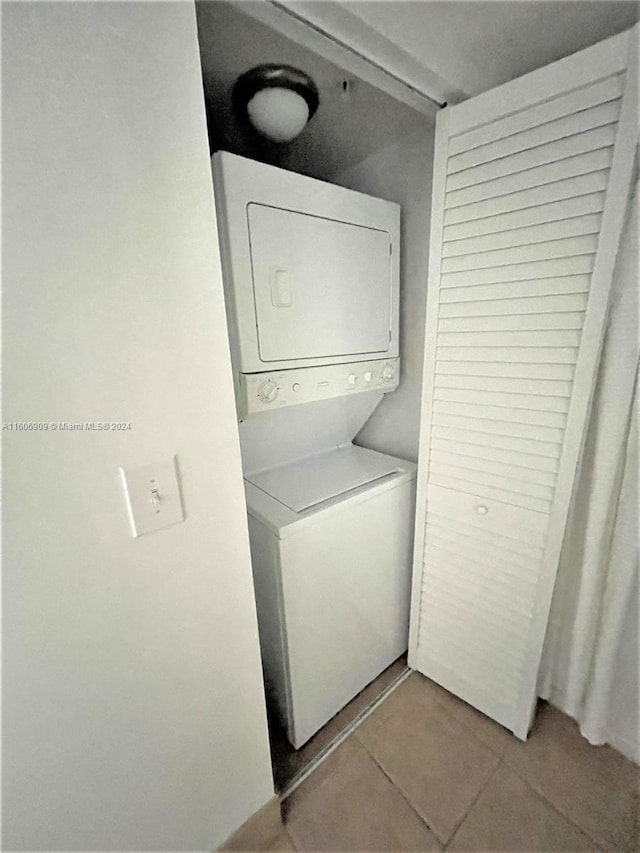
[513,25,639,738]
[408,108,450,667]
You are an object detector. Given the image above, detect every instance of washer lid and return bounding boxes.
[246,445,401,513]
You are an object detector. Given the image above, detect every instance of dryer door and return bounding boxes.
[248,204,392,363]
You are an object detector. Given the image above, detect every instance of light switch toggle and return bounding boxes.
[120,456,185,537]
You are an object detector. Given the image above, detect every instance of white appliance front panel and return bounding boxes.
[246,444,401,513]
[212,152,400,374]
[282,481,414,747]
[238,357,399,418]
[248,204,392,363]
[250,478,415,748]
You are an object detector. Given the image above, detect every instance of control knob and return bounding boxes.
[258,379,279,404]
[382,364,395,382]
[347,373,358,387]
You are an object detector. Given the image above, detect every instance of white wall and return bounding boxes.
[337,124,435,462]
[2,3,273,849]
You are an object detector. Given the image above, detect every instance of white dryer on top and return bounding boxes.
[212,151,401,417]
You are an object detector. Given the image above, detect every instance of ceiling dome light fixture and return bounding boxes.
[233,64,319,143]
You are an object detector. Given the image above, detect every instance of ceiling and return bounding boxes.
[195,1,637,179]
[195,1,431,181]
[342,1,639,97]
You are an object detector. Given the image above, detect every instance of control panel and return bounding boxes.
[238,358,400,418]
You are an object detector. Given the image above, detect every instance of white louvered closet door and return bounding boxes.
[409,26,638,739]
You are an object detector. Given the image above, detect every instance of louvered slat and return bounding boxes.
[426,483,550,544]
[418,627,523,701]
[419,585,533,646]
[424,565,535,623]
[439,293,588,318]
[440,277,591,302]
[448,72,624,155]
[434,373,572,396]
[433,387,570,413]
[410,29,637,740]
[435,360,575,379]
[429,463,555,502]
[418,614,526,684]
[436,345,578,363]
[418,602,531,677]
[440,257,595,288]
[443,215,602,257]
[425,530,542,579]
[447,124,617,192]
[428,473,552,513]
[443,194,606,241]
[437,330,582,347]
[444,169,609,224]
[446,148,613,209]
[426,510,545,559]
[427,516,546,565]
[432,414,565,446]
[438,313,585,333]
[448,99,621,173]
[430,450,557,486]
[432,403,567,430]
[442,235,598,272]
[431,417,565,445]
[431,436,560,471]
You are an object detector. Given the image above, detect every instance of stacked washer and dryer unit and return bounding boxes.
[213,152,416,749]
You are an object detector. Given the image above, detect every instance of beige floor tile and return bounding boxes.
[448,764,599,851]
[270,657,408,792]
[625,805,639,852]
[503,703,640,850]
[356,672,500,843]
[626,813,639,853]
[221,825,295,852]
[418,675,514,757]
[221,799,296,852]
[283,737,440,851]
[299,659,408,763]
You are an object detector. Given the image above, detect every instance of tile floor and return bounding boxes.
[268,657,408,792]
[229,671,639,851]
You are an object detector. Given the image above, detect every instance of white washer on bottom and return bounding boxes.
[244,443,416,749]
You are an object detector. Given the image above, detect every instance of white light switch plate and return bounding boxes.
[120,456,185,537]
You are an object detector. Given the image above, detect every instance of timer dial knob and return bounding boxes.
[382,364,395,382]
[347,373,358,386]
[258,379,279,403]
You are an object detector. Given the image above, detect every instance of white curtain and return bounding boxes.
[539,179,639,748]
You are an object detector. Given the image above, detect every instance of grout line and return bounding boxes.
[282,824,298,852]
[444,759,504,849]
[355,735,448,851]
[279,666,412,802]
[354,675,510,847]
[503,759,610,851]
